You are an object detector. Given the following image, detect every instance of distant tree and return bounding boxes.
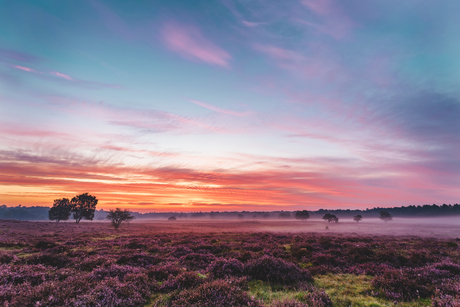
[278,212,291,218]
[379,211,392,223]
[353,215,363,223]
[322,213,339,223]
[237,213,244,219]
[48,198,71,222]
[106,208,134,229]
[168,216,177,221]
[70,193,98,223]
[295,210,310,221]
[262,213,270,219]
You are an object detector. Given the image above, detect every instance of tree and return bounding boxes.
[48,198,71,222]
[322,213,339,223]
[278,212,291,218]
[106,208,134,229]
[379,211,392,223]
[70,193,98,223]
[353,215,363,223]
[295,210,310,221]
[168,216,176,221]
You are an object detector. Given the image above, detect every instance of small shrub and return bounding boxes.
[244,255,311,285]
[146,263,184,281]
[160,271,204,292]
[179,253,217,271]
[207,258,244,279]
[169,278,261,307]
[116,252,163,267]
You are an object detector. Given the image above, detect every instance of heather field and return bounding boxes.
[1,219,460,306]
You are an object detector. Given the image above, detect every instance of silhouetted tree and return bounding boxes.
[295,210,310,221]
[70,193,98,223]
[379,210,392,223]
[48,198,71,222]
[322,213,339,223]
[168,216,176,221]
[278,212,291,218]
[237,213,244,219]
[353,215,363,223]
[106,208,134,229]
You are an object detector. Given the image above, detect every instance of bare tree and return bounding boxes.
[106,208,134,229]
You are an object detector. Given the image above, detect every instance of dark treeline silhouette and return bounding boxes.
[1,203,460,221]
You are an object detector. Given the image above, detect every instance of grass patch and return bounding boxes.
[144,293,171,307]
[314,274,431,307]
[248,280,302,305]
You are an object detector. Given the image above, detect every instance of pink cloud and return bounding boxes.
[300,0,355,39]
[50,71,74,81]
[190,100,252,116]
[12,65,35,72]
[161,22,231,68]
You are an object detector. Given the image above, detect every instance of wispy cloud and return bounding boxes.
[49,71,74,81]
[161,22,231,68]
[300,0,355,39]
[190,100,252,116]
[12,65,36,72]
[0,48,41,63]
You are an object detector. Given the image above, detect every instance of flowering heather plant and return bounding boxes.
[170,245,193,258]
[0,251,17,264]
[160,271,205,292]
[146,263,184,281]
[371,266,452,301]
[179,252,217,271]
[116,252,164,267]
[169,278,261,307]
[244,255,312,285]
[207,258,244,279]
[90,264,142,281]
[2,219,460,306]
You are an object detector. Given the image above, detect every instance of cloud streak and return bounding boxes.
[190,100,252,116]
[161,22,231,68]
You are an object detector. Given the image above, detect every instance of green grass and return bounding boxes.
[314,274,431,307]
[248,280,300,305]
[247,275,432,307]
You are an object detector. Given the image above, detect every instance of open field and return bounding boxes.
[1,219,460,306]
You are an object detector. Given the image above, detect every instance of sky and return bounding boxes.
[0,0,459,212]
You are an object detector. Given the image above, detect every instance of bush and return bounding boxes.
[179,253,217,271]
[91,264,141,281]
[372,266,452,301]
[146,263,184,282]
[0,252,17,264]
[169,278,261,307]
[160,271,205,292]
[244,255,311,284]
[116,253,163,267]
[207,258,244,279]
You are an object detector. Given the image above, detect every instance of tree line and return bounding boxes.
[1,202,459,221]
[294,210,392,223]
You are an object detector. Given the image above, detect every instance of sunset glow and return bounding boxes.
[1,1,459,211]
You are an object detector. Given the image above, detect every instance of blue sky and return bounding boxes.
[0,0,459,211]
